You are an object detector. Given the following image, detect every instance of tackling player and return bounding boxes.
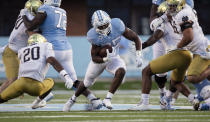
[21,0,102,108]
[0,34,73,109]
[0,0,42,94]
[130,1,197,110]
[148,0,194,105]
[164,0,210,110]
[62,10,143,111]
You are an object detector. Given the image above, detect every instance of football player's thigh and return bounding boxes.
[84,61,106,85]
[106,57,126,74]
[2,46,19,79]
[150,50,192,74]
[153,42,167,76]
[0,78,24,100]
[187,54,210,76]
[21,78,44,96]
[39,78,54,96]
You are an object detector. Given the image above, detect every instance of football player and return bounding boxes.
[164,0,210,110]
[0,0,42,94]
[21,0,102,109]
[130,1,196,110]
[148,0,194,105]
[0,34,73,109]
[62,10,143,111]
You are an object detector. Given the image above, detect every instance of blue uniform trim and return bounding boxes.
[96,11,103,22]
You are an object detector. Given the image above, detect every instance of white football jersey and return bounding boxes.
[174,5,209,56]
[8,10,34,53]
[156,20,186,53]
[18,42,55,82]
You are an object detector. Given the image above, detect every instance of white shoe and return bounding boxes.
[160,93,167,110]
[31,97,42,109]
[103,98,112,109]
[91,98,103,109]
[192,98,200,110]
[129,103,149,111]
[63,99,75,112]
[38,100,47,108]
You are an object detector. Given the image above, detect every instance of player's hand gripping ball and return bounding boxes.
[99,45,113,57]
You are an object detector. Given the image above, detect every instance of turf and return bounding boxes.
[0,81,209,122]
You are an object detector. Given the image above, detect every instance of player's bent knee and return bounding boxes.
[142,65,153,77]
[115,68,126,78]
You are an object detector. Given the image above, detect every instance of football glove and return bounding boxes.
[136,50,143,68]
[103,47,116,62]
[60,70,73,89]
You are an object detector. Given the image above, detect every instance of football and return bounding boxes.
[99,45,113,57]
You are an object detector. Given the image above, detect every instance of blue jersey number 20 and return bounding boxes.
[55,10,67,30]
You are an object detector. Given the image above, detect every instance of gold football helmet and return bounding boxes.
[25,0,43,15]
[166,0,186,15]
[157,2,168,15]
[28,34,47,46]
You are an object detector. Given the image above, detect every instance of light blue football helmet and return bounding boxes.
[44,0,62,7]
[91,10,112,36]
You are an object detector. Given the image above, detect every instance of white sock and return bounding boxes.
[159,87,166,94]
[188,94,194,103]
[166,90,173,98]
[43,92,54,102]
[141,94,149,105]
[87,93,96,101]
[106,92,113,99]
[71,94,77,101]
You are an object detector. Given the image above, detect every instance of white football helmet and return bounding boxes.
[44,0,61,7]
[200,85,210,100]
[91,10,112,36]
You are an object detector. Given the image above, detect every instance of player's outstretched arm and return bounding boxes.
[91,44,104,63]
[46,57,63,72]
[123,27,141,51]
[46,57,73,89]
[22,12,47,31]
[142,29,164,50]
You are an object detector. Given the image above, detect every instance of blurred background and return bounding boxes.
[0,0,209,79]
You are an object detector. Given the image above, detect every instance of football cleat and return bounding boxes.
[161,96,175,110]
[192,98,200,111]
[160,93,167,110]
[91,98,103,109]
[200,103,210,110]
[62,99,75,112]
[103,98,112,109]
[37,100,47,108]
[31,97,42,109]
[128,103,149,111]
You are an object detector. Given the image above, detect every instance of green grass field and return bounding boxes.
[0,81,210,122]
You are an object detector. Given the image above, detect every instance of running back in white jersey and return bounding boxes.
[174,5,209,56]
[18,42,55,82]
[8,10,34,53]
